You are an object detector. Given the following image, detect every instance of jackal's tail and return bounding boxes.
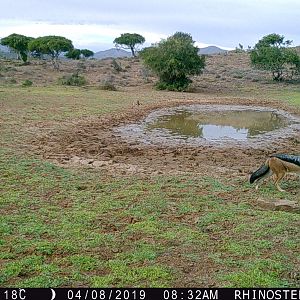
[250,161,271,184]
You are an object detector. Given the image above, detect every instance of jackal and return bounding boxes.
[250,154,300,192]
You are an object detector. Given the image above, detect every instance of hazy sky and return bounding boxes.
[1,0,299,51]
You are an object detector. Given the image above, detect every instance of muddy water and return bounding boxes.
[115,105,300,148]
[147,110,289,141]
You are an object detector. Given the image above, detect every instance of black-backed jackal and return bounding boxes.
[250,154,300,192]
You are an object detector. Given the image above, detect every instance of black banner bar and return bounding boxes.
[0,288,299,300]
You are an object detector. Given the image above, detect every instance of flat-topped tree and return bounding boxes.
[113,33,145,57]
[65,49,94,60]
[1,33,34,62]
[80,49,94,59]
[28,35,73,69]
[65,49,81,60]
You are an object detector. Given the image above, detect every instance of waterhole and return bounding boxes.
[147,110,288,140]
[115,105,300,147]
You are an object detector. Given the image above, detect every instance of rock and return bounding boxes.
[92,160,109,167]
[70,156,81,163]
[274,200,300,213]
[256,198,275,210]
[256,198,300,213]
[80,158,94,165]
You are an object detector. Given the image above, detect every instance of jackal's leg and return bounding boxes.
[255,179,263,190]
[273,172,286,192]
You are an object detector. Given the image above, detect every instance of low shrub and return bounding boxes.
[111,59,123,72]
[6,78,17,84]
[155,77,192,91]
[21,80,33,87]
[59,73,87,86]
[98,82,117,91]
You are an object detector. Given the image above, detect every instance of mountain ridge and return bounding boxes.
[0,44,228,59]
[198,46,228,55]
[94,45,228,59]
[93,48,131,59]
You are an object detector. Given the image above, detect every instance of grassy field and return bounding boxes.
[0,79,300,287]
[276,90,300,106]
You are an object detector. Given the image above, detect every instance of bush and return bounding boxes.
[155,78,192,91]
[76,62,86,71]
[140,67,152,83]
[98,76,117,91]
[250,33,300,81]
[140,32,205,91]
[6,78,17,84]
[98,82,117,91]
[111,59,123,72]
[59,73,87,86]
[21,79,33,87]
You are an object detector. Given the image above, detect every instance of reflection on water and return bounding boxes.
[147,110,289,140]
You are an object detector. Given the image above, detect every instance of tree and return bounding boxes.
[235,43,245,53]
[140,32,205,91]
[80,49,94,59]
[65,49,94,60]
[28,36,73,69]
[0,33,34,62]
[113,33,145,57]
[65,49,81,60]
[250,33,300,81]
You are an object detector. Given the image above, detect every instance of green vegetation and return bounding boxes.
[58,73,87,86]
[28,36,74,69]
[0,84,299,287]
[65,49,94,60]
[98,81,117,91]
[283,92,300,106]
[250,33,300,81]
[1,34,93,66]
[80,49,94,59]
[0,150,299,287]
[65,49,82,60]
[21,79,33,87]
[140,32,205,91]
[1,33,34,62]
[113,33,145,57]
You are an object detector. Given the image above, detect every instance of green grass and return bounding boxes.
[0,84,299,287]
[273,89,300,106]
[219,259,291,287]
[1,152,299,287]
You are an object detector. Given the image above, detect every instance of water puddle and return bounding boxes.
[115,105,300,148]
[147,110,289,140]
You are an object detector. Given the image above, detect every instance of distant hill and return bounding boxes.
[198,46,228,55]
[0,45,16,58]
[94,48,131,59]
[93,46,227,59]
[0,45,9,52]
